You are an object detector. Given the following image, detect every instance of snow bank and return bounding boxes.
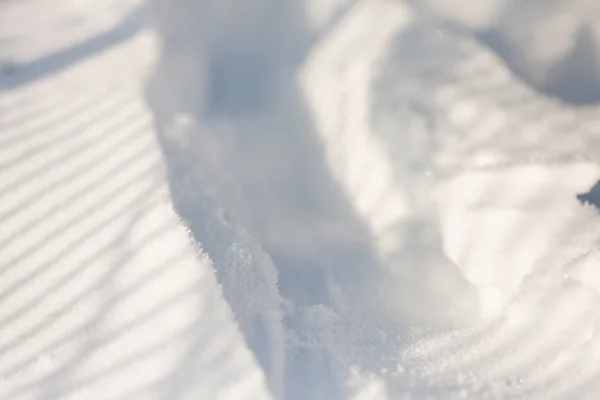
[0,1,272,399]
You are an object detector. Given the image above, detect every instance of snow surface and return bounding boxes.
[3,0,600,399]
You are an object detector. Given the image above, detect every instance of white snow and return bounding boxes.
[3,0,600,399]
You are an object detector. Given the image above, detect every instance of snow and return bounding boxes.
[2,0,600,399]
[0,1,272,399]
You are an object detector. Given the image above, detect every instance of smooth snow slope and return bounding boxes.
[0,1,272,399]
[3,0,600,399]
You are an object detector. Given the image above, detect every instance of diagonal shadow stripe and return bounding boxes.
[0,5,144,91]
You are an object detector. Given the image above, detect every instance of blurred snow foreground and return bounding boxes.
[3,0,600,399]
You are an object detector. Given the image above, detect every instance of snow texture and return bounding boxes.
[2,0,600,399]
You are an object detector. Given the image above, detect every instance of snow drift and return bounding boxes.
[2,0,600,399]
